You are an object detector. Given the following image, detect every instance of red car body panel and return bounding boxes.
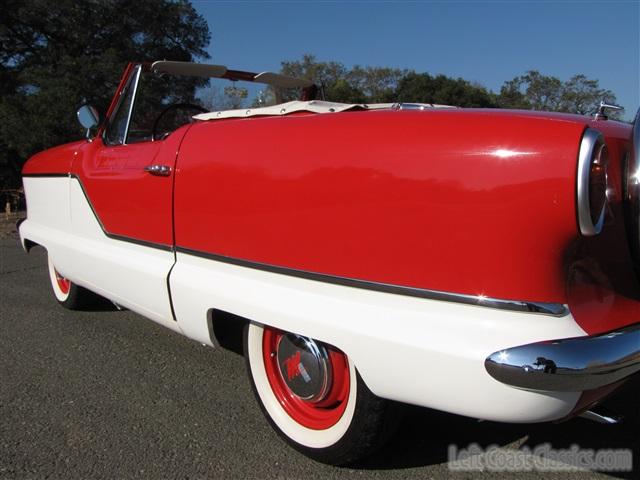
[68,128,190,247]
[22,141,84,176]
[22,131,188,249]
[174,109,586,304]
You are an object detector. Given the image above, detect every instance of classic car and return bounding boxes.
[18,61,640,465]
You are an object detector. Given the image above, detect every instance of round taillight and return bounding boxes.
[577,129,608,236]
[589,142,608,225]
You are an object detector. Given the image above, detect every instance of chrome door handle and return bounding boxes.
[144,164,172,176]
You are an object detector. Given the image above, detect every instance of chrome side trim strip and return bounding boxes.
[485,322,640,392]
[576,128,606,236]
[175,246,568,317]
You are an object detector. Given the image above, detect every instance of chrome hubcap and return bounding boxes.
[276,334,332,402]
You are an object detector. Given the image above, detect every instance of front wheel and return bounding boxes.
[244,322,401,465]
[47,254,102,310]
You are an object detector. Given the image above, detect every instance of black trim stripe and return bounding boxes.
[23,173,172,252]
[105,232,173,252]
[22,173,70,178]
[166,261,178,321]
[23,173,568,317]
[175,246,568,317]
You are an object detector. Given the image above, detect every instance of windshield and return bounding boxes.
[104,62,316,145]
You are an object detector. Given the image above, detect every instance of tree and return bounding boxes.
[497,70,620,117]
[395,72,498,107]
[325,78,367,104]
[346,65,409,103]
[200,84,250,111]
[280,54,349,90]
[280,54,362,103]
[560,74,618,116]
[281,55,498,108]
[0,0,210,189]
[280,54,406,104]
[498,70,563,111]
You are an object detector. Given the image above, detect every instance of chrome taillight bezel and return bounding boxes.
[625,108,640,263]
[633,109,640,171]
[577,128,608,236]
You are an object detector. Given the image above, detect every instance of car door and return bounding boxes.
[69,64,182,328]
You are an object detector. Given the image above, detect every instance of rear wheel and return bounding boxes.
[47,254,101,310]
[244,322,401,465]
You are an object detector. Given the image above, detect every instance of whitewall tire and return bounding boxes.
[244,322,402,465]
[47,253,102,310]
[48,254,72,303]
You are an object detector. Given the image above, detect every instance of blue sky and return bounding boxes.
[193,1,639,120]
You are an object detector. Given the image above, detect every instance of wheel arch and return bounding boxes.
[21,236,41,253]
[207,308,249,355]
[204,307,379,393]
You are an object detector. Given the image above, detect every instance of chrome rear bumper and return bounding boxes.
[485,322,640,392]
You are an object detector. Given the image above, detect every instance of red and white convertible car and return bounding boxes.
[18,61,640,464]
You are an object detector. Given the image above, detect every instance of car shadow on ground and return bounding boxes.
[357,375,639,479]
[79,296,123,312]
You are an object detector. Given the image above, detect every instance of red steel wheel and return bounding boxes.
[262,327,350,430]
[47,252,103,310]
[48,254,72,303]
[54,269,71,295]
[244,322,402,465]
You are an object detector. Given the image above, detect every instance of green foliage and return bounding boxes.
[498,70,564,111]
[395,73,498,107]
[561,74,618,116]
[223,85,249,109]
[347,65,409,103]
[0,0,210,188]
[279,55,498,107]
[280,54,406,104]
[280,55,621,119]
[280,54,349,89]
[497,70,620,118]
[326,79,367,104]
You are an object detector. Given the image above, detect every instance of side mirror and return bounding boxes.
[77,105,100,138]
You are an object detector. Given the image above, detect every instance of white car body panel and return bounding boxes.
[21,177,179,332]
[170,251,586,423]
